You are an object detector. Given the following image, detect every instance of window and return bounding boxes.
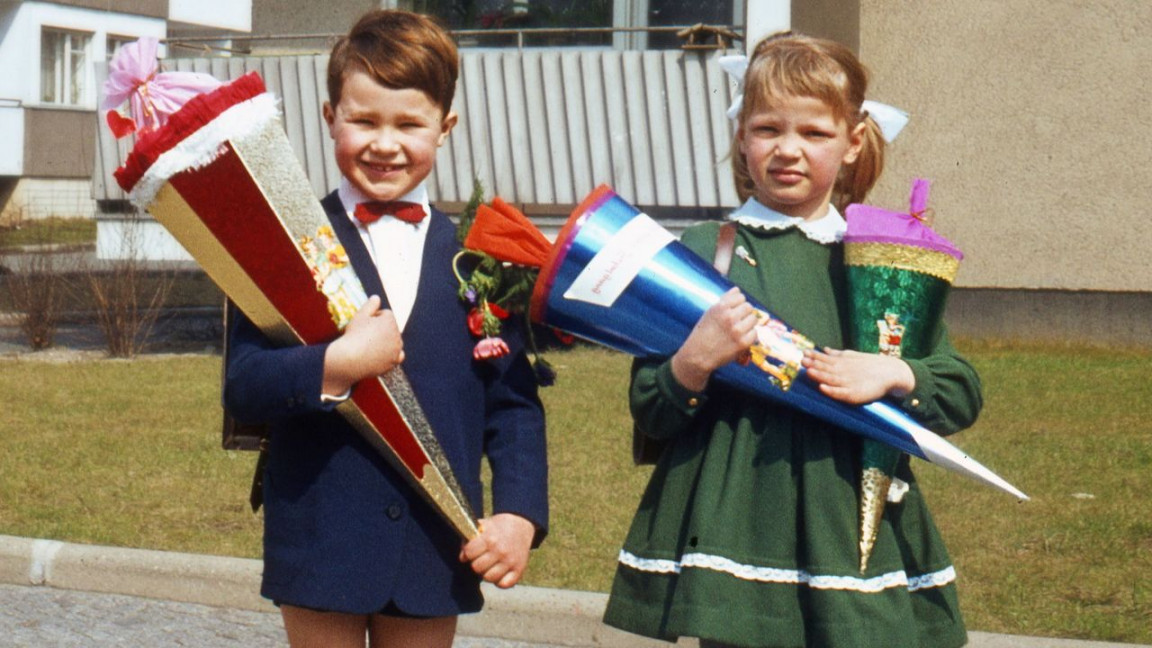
[41,28,92,106]
[409,0,739,49]
[107,35,136,61]
[412,0,614,47]
[646,0,735,49]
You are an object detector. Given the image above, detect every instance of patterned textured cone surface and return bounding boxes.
[845,260,954,570]
[858,466,892,572]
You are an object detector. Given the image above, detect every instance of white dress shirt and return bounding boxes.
[336,179,431,332]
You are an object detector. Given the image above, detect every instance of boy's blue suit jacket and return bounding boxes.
[224,192,548,616]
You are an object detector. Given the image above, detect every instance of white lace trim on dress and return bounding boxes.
[618,549,956,593]
[727,198,846,244]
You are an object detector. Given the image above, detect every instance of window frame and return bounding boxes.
[106,34,137,61]
[40,26,94,107]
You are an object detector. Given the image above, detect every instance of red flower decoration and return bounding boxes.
[467,308,485,337]
[473,337,510,360]
[488,302,509,319]
[467,303,509,338]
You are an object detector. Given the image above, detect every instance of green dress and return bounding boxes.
[603,218,983,648]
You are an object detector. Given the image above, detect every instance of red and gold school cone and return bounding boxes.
[111,71,479,539]
[845,178,962,572]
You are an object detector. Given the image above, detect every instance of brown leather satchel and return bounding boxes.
[220,300,270,512]
[632,221,738,465]
[221,301,269,450]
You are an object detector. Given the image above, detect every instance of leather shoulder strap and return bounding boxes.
[713,221,738,277]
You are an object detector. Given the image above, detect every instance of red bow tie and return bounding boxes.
[354,201,426,225]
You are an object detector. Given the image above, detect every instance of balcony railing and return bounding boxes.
[165,24,743,54]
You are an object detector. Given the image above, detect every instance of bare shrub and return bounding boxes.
[2,212,70,350]
[84,211,174,358]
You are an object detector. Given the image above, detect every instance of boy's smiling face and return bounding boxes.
[324,68,456,202]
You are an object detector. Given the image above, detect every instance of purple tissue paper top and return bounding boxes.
[844,179,963,260]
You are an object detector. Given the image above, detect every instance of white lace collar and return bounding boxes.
[727,198,846,244]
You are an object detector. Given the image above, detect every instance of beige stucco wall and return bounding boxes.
[50,0,165,19]
[859,0,1151,291]
[237,0,379,54]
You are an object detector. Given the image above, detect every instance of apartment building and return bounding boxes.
[0,0,251,224]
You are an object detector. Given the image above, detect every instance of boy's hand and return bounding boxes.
[671,287,759,392]
[322,296,404,396]
[459,513,536,589]
[802,348,915,405]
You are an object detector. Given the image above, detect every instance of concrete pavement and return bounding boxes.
[2,535,1149,648]
[0,583,561,647]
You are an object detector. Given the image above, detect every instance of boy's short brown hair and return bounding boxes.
[327,10,459,115]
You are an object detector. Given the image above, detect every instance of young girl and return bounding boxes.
[602,33,982,648]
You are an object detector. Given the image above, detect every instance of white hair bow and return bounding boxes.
[718,54,750,121]
[718,54,910,143]
[860,100,910,142]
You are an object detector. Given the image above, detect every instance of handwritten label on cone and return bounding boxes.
[563,213,674,307]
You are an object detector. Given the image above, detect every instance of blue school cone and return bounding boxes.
[530,186,1027,500]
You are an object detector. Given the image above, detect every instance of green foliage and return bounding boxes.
[452,179,552,382]
[452,177,534,317]
[455,252,536,316]
[455,178,485,245]
[2,341,1151,643]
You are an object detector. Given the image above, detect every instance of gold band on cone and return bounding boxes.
[844,242,960,283]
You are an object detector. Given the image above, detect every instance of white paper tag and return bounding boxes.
[562,213,675,308]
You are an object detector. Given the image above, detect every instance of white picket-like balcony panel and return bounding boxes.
[94,49,740,209]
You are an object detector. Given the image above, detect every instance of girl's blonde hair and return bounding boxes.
[731,33,885,211]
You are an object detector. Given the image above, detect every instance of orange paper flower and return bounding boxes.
[462,197,551,268]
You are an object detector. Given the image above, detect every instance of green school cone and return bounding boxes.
[844,179,963,573]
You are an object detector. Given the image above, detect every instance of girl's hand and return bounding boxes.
[459,513,536,589]
[322,295,404,395]
[802,348,915,405]
[671,287,760,392]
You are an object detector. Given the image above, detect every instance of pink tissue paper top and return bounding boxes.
[102,37,222,136]
[844,178,963,260]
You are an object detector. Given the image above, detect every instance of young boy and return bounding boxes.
[224,10,548,647]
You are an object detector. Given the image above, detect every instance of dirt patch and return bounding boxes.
[0,347,109,363]
[0,347,216,363]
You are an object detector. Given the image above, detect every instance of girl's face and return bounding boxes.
[739,94,864,221]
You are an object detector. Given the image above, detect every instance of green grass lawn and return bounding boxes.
[1,341,1149,643]
[0,217,96,249]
